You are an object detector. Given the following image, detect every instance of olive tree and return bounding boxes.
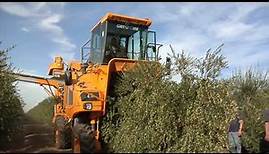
[0,43,24,150]
[101,44,238,153]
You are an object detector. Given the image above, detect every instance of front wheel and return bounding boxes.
[54,116,71,149]
[55,129,71,149]
[72,123,101,153]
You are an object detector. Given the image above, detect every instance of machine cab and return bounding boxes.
[81,12,159,64]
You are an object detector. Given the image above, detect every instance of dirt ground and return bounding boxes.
[0,117,72,153]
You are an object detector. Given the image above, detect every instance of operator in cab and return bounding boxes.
[104,36,127,63]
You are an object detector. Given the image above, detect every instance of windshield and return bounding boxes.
[103,21,150,63]
[86,21,156,64]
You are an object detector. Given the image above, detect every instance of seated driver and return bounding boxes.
[104,37,117,63]
[105,37,126,62]
[110,37,119,56]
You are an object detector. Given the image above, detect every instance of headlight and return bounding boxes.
[81,92,99,101]
[83,103,92,110]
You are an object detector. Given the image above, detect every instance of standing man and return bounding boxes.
[228,112,244,153]
[261,109,269,153]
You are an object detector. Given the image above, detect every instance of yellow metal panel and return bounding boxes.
[91,12,152,31]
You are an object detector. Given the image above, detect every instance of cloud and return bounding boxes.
[0,2,37,17]
[37,14,76,60]
[210,21,253,40]
[38,13,76,55]
[32,2,47,11]
[0,2,76,60]
[243,25,269,42]
[52,37,76,50]
[21,27,30,32]
[208,3,269,42]
[227,3,266,22]
[179,5,195,16]
[39,14,63,34]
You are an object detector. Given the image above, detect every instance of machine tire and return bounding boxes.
[55,129,71,149]
[55,116,71,149]
[64,70,72,86]
[72,123,101,153]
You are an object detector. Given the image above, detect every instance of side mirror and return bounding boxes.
[165,57,171,75]
[156,44,163,61]
[81,63,88,74]
[152,46,156,53]
[64,69,72,86]
[152,46,157,60]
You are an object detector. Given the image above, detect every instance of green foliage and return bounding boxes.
[0,44,24,149]
[101,45,238,153]
[168,45,237,153]
[101,62,181,152]
[231,69,269,152]
[26,97,55,125]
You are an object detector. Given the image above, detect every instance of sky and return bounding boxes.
[0,2,268,112]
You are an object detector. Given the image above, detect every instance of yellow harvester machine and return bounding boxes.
[14,12,164,153]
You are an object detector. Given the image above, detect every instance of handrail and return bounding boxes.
[80,39,91,63]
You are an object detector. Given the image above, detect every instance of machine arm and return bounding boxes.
[13,73,64,89]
